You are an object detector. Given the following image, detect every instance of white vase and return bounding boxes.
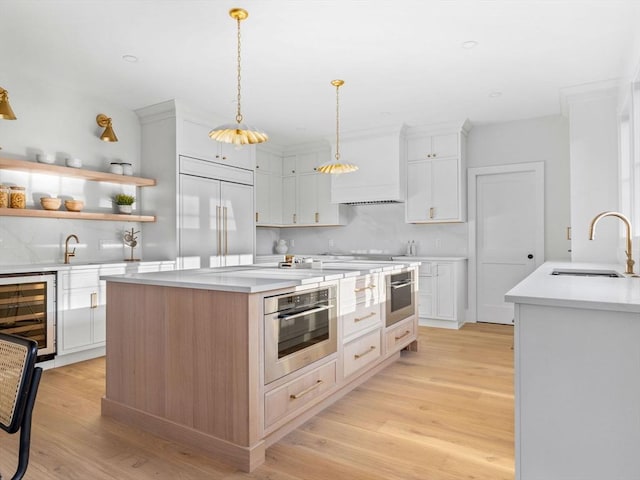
[118,204,132,214]
[275,240,288,254]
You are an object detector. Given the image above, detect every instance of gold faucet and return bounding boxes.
[588,211,634,275]
[64,234,79,264]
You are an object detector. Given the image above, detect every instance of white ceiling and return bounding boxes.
[2,0,639,146]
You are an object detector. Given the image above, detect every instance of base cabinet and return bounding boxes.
[385,316,416,354]
[395,257,466,329]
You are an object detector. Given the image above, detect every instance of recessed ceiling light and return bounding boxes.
[462,40,478,49]
[489,91,502,98]
[122,55,138,63]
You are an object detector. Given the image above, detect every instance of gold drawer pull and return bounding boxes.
[354,284,376,293]
[90,292,98,309]
[354,346,376,359]
[354,312,376,322]
[395,330,411,341]
[429,207,434,219]
[290,379,323,400]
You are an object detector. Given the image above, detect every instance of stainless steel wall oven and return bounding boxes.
[264,285,337,384]
[385,269,416,327]
[0,272,56,359]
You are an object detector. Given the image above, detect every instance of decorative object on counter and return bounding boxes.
[40,197,61,211]
[35,153,55,164]
[123,228,140,262]
[121,162,133,175]
[285,254,294,263]
[317,79,358,174]
[275,239,288,254]
[406,241,412,256]
[65,157,82,168]
[64,234,79,264]
[113,193,135,214]
[64,199,84,212]
[208,8,268,146]
[410,240,417,256]
[0,185,8,208]
[96,113,118,142]
[9,186,25,209]
[109,162,124,175]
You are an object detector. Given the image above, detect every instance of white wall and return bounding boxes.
[467,115,571,261]
[0,72,142,265]
[566,90,620,264]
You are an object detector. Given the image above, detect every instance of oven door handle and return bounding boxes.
[278,304,332,320]
[390,281,413,289]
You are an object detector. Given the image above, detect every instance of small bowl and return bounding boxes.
[64,200,84,212]
[65,158,82,168]
[36,153,55,164]
[40,197,61,210]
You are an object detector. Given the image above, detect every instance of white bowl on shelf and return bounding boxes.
[36,153,55,164]
[65,158,82,168]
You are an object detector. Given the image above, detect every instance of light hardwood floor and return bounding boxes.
[0,324,514,479]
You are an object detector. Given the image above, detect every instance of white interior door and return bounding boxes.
[470,163,544,324]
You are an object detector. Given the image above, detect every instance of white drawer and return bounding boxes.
[343,328,382,378]
[342,303,381,341]
[419,262,433,276]
[264,361,336,429]
[385,317,416,354]
[61,270,99,290]
[340,274,380,307]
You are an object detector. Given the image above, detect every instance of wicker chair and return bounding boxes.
[0,333,42,480]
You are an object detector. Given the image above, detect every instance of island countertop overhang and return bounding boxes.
[505,261,640,313]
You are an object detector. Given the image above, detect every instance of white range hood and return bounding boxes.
[329,125,407,205]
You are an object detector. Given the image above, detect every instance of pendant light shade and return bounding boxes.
[0,88,17,120]
[317,80,358,174]
[209,8,268,146]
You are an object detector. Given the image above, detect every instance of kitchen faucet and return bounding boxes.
[64,234,79,264]
[588,211,635,275]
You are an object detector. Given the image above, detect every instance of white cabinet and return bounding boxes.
[255,149,283,225]
[405,123,469,223]
[256,146,348,227]
[400,257,466,329]
[179,156,254,269]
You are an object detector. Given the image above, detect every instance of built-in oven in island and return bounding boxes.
[385,269,416,327]
[264,285,337,384]
[0,272,57,359]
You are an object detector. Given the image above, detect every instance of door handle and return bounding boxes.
[223,206,228,256]
[527,254,534,259]
[216,205,221,256]
[429,207,434,219]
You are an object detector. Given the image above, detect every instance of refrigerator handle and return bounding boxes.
[223,206,228,256]
[216,205,221,257]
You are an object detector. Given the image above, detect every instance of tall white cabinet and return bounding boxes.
[136,100,256,267]
[405,122,470,223]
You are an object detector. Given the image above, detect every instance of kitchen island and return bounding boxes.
[505,262,640,480]
[101,261,419,472]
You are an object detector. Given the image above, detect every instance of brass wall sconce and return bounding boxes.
[0,87,17,120]
[96,114,118,142]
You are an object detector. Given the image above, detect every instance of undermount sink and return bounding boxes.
[550,268,625,278]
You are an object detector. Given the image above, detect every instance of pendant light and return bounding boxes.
[209,8,268,146]
[317,80,358,174]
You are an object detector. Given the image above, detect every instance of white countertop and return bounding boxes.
[102,260,418,293]
[505,261,640,313]
[0,260,175,275]
[392,255,467,262]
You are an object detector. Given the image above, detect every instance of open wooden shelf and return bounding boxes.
[0,157,156,186]
[0,208,155,222]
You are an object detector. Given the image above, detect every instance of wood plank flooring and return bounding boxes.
[0,323,514,479]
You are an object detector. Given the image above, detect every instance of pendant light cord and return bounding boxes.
[236,16,243,124]
[335,83,341,161]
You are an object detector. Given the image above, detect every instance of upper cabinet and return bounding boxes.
[405,121,470,223]
[256,144,349,227]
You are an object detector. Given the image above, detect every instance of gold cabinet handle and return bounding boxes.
[354,311,376,322]
[395,330,411,341]
[429,207,434,219]
[223,206,228,256]
[90,292,98,309]
[354,345,376,359]
[293,213,297,224]
[354,284,376,293]
[315,212,319,223]
[289,379,323,400]
[256,212,259,222]
[216,205,222,256]
[566,226,571,240]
